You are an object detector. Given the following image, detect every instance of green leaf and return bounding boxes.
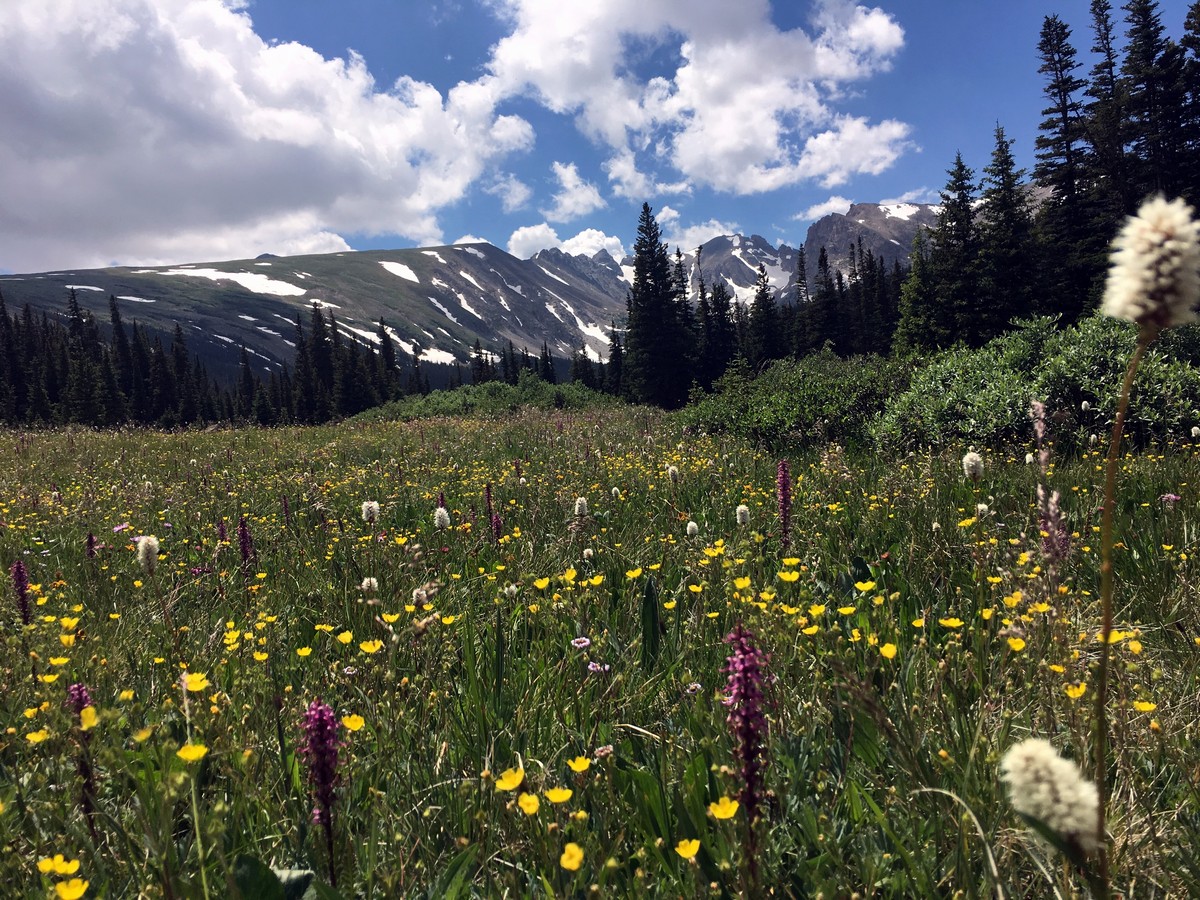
[232,854,286,900]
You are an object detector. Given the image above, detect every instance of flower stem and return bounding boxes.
[1095,324,1157,893]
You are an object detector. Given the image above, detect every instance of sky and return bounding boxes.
[0,0,1178,274]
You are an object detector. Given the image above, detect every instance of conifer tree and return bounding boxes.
[978,124,1037,336]
[929,152,980,346]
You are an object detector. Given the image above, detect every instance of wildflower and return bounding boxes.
[11,559,31,625]
[300,698,341,885]
[736,504,750,526]
[574,496,589,517]
[434,506,451,530]
[675,838,700,860]
[1080,400,1091,412]
[177,743,208,762]
[1192,426,1200,439]
[594,744,613,759]
[341,714,365,731]
[567,756,591,773]
[137,536,160,575]
[1025,452,1035,465]
[84,532,97,559]
[723,623,769,843]
[361,501,380,524]
[237,516,255,565]
[686,520,699,537]
[1000,738,1100,854]
[560,842,584,871]
[544,787,573,803]
[587,661,611,674]
[517,792,539,815]
[360,577,378,594]
[776,460,791,549]
[495,767,524,791]
[611,486,620,499]
[667,464,680,483]
[38,855,80,875]
[962,450,983,482]
[709,796,739,819]
[56,878,89,899]
[571,636,592,650]
[1101,194,1200,329]
[1037,485,1070,566]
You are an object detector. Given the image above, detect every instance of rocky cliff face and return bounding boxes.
[803,202,939,275]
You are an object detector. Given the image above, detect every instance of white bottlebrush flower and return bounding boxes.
[137,534,160,575]
[1000,738,1100,854]
[686,520,699,537]
[1025,452,1035,465]
[1191,426,1200,439]
[1080,400,1091,412]
[736,504,750,526]
[361,500,380,524]
[611,486,621,499]
[582,547,594,559]
[360,577,378,593]
[434,506,451,530]
[962,450,983,481]
[574,497,589,517]
[1101,194,1200,329]
[667,465,680,484]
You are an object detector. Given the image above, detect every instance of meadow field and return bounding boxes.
[2,408,1198,898]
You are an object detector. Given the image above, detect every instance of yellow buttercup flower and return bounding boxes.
[359,640,383,654]
[341,714,365,732]
[544,787,573,803]
[176,743,208,762]
[879,643,897,660]
[709,796,739,819]
[567,755,591,773]
[494,767,524,791]
[336,630,353,644]
[183,672,210,692]
[55,879,89,900]
[675,838,700,859]
[517,792,539,815]
[79,707,99,731]
[560,842,584,871]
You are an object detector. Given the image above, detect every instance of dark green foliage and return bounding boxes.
[679,351,908,449]
[874,315,1200,451]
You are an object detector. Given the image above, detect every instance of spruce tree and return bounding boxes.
[1122,0,1188,198]
[929,152,980,346]
[978,124,1037,336]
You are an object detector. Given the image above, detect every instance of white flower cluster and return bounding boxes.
[574,496,589,517]
[1000,738,1100,853]
[361,500,380,524]
[1102,195,1200,329]
[137,534,160,575]
[433,506,451,530]
[962,450,983,481]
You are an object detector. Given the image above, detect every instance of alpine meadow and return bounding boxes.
[6,1,1200,898]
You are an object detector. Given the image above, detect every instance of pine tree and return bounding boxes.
[1122,0,1189,198]
[893,230,940,354]
[929,152,980,346]
[746,264,779,371]
[605,324,624,396]
[978,124,1037,336]
[1086,0,1133,216]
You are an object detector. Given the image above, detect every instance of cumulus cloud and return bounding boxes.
[487,0,910,195]
[663,218,740,253]
[881,187,940,205]
[796,195,853,221]
[507,223,561,258]
[0,0,533,270]
[486,174,533,213]
[541,162,606,222]
[560,228,626,260]
[452,233,491,245]
[507,222,625,260]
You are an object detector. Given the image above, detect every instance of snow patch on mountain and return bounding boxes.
[455,292,483,320]
[421,250,447,264]
[66,284,104,291]
[544,302,564,322]
[119,295,154,303]
[420,348,457,365]
[162,268,307,296]
[538,265,569,286]
[427,296,460,325]
[379,261,419,283]
[881,203,919,221]
[458,270,482,290]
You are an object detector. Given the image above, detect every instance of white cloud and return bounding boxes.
[486,173,533,213]
[452,234,490,245]
[487,0,910,195]
[507,223,561,258]
[507,222,625,260]
[560,228,626,260]
[541,161,606,222]
[656,205,681,226]
[796,195,853,221]
[663,218,739,252]
[0,0,533,270]
[880,187,940,205]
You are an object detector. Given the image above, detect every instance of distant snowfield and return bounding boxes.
[457,246,486,258]
[65,284,104,291]
[420,347,457,365]
[427,296,460,325]
[118,295,155,303]
[161,268,307,297]
[421,251,447,265]
[881,203,919,221]
[458,270,482,290]
[379,261,419,283]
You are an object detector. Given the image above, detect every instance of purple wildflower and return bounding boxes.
[282,494,292,526]
[66,681,99,840]
[491,512,503,542]
[587,661,611,674]
[1037,485,1071,565]
[237,516,255,567]
[66,682,94,714]
[723,622,770,876]
[571,636,592,650]
[776,460,792,550]
[85,532,98,559]
[217,519,228,543]
[1160,492,1181,509]
[11,559,31,626]
[484,483,494,526]
[301,698,342,886]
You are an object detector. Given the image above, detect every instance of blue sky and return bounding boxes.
[0,0,1179,272]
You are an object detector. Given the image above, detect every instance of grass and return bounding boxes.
[1,408,1198,897]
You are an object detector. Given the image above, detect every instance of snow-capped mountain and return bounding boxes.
[0,202,938,378]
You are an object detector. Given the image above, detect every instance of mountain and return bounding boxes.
[0,202,938,380]
[0,243,626,381]
[802,202,939,276]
